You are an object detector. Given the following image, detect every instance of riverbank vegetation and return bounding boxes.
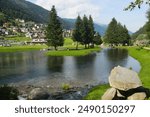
[0,45,47,52]
[0,85,18,100]
[84,84,110,100]
[126,47,150,88]
[85,46,150,100]
[46,47,100,56]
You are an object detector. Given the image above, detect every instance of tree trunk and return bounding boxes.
[54,46,57,51]
[88,44,90,48]
[76,42,78,50]
[85,44,87,49]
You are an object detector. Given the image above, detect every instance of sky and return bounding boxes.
[27,0,149,32]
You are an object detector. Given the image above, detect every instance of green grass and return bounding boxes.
[0,45,48,52]
[46,38,101,56]
[46,47,100,56]
[64,38,74,46]
[84,84,110,100]
[125,46,150,88]
[64,38,85,49]
[5,36,32,42]
[85,46,150,100]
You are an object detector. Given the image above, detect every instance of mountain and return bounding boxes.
[62,18,108,35]
[0,0,107,35]
[94,23,107,36]
[0,0,49,23]
[132,25,146,39]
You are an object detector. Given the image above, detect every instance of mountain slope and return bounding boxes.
[0,0,107,35]
[0,0,49,23]
[132,25,146,39]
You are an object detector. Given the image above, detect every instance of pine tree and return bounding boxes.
[81,15,90,48]
[46,6,64,50]
[146,10,150,39]
[122,25,130,45]
[105,18,130,46]
[116,23,126,44]
[72,15,83,49]
[93,32,102,45]
[104,18,118,45]
[0,12,5,26]
[88,15,95,46]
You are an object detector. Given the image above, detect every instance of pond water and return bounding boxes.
[0,48,141,87]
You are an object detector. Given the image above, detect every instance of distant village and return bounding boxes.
[0,19,73,46]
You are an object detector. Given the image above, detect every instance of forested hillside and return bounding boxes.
[0,0,109,35]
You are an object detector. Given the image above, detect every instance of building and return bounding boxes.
[63,29,73,38]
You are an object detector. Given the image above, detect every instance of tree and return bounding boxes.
[72,15,83,49]
[46,6,64,50]
[0,12,5,26]
[104,18,118,45]
[125,0,150,10]
[116,23,130,45]
[122,25,131,45]
[73,15,95,49]
[93,32,102,45]
[146,10,150,39]
[88,15,95,46]
[81,15,90,48]
[104,18,130,46]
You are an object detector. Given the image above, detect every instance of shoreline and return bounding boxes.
[16,84,95,100]
[85,46,150,100]
[45,47,101,56]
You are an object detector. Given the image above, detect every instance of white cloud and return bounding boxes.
[35,0,102,23]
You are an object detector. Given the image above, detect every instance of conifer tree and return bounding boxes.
[93,32,102,45]
[105,18,130,46]
[104,18,118,45]
[122,25,130,45]
[46,5,64,50]
[72,15,83,49]
[146,10,150,39]
[81,15,90,48]
[88,15,95,46]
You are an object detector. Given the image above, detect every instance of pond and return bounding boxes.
[0,48,141,87]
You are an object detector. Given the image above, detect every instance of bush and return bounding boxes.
[62,83,71,90]
[0,85,19,100]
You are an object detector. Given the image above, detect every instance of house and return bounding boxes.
[0,27,8,36]
[25,32,32,38]
[63,29,73,37]
[27,38,47,44]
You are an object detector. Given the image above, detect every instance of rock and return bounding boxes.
[18,96,26,100]
[109,66,142,91]
[28,88,50,100]
[101,88,117,100]
[128,92,147,100]
[116,90,126,99]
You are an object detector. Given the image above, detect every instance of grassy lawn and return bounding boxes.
[46,38,101,56]
[0,45,48,52]
[46,47,100,56]
[64,38,74,46]
[84,84,110,100]
[126,47,150,88]
[85,46,150,100]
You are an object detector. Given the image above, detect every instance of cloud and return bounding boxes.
[35,0,101,23]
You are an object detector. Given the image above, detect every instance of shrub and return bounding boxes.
[62,83,71,90]
[0,85,19,100]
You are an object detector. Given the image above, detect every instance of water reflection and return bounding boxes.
[47,57,64,72]
[0,49,141,86]
[105,48,128,61]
